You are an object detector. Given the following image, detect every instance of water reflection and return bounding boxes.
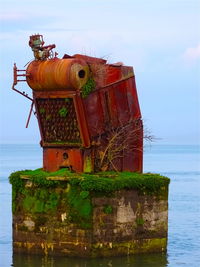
[13,253,168,267]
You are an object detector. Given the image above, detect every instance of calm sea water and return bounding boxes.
[0,144,199,267]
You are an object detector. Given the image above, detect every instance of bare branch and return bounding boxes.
[94,119,156,172]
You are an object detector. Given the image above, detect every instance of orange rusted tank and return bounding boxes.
[26,58,89,91]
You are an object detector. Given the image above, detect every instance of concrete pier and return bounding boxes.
[10,170,169,257]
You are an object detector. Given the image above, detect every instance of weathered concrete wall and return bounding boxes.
[13,181,168,257]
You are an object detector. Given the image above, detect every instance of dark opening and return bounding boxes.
[78,69,85,78]
[63,152,68,160]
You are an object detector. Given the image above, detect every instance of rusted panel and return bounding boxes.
[102,65,134,88]
[99,89,112,129]
[67,149,83,172]
[33,91,76,99]
[43,148,60,172]
[105,65,122,85]
[114,81,131,125]
[73,95,91,147]
[74,54,107,64]
[126,77,142,119]
[43,148,83,172]
[104,87,118,128]
[121,66,134,79]
[83,92,104,137]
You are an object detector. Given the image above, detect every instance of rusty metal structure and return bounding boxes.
[12,35,143,173]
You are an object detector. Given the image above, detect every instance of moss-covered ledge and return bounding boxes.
[9,169,170,257]
[9,168,170,195]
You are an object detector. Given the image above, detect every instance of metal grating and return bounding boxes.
[36,98,81,143]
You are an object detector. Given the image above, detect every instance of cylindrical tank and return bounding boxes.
[26,58,90,91]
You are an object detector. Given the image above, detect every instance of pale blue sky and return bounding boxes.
[0,0,199,144]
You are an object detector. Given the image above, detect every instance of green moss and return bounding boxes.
[64,98,71,103]
[46,114,51,121]
[80,172,170,196]
[47,141,81,145]
[21,188,60,214]
[81,78,95,98]
[103,205,113,214]
[12,189,17,212]
[35,188,48,200]
[83,156,93,173]
[10,168,74,191]
[33,200,45,213]
[9,169,170,196]
[67,186,93,229]
[58,107,68,117]
[44,192,60,212]
[80,191,90,199]
[21,168,70,177]
[9,169,169,226]
[23,195,35,211]
[9,171,25,192]
[136,218,144,225]
[39,108,45,114]
[18,225,29,232]
[12,201,16,213]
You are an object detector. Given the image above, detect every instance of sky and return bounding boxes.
[0,0,199,145]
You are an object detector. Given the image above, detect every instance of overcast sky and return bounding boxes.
[0,0,199,145]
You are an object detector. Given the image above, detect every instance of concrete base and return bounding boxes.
[12,179,169,257]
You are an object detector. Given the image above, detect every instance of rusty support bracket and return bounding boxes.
[12,63,33,101]
[12,85,33,101]
[26,101,34,128]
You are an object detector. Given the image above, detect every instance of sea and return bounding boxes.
[0,144,199,267]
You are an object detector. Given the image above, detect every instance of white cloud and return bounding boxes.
[0,12,26,21]
[183,44,200,63]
